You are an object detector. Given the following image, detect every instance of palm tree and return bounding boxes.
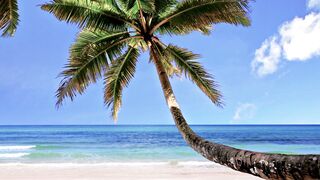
[0,0,19,37]
[41,0,320,179]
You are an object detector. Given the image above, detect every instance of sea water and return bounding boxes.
[0,125,319,164]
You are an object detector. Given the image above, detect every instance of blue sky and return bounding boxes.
[0,0,320,125]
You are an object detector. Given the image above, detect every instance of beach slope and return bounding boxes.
[0,163,261,180]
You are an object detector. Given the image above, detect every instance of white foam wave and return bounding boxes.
[0,153,30,158]
[0,145,35,151]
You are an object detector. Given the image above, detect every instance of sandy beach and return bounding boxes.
[0,162,261,180]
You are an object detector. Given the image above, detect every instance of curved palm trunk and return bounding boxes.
[152,49,320,180]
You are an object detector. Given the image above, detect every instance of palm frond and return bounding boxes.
[0,0,19,37]
[150,40,181,77]
[41,0,135,31]
[154,0,177,13]
[163,43,223,106]
[70,29,130,60]
[103,0,125,13]
[56,35,140,107]
[56,54,107,107]
[104,47,139,120]
[151,0,250,35]
[150,0,177,25]
[120,0,155,12]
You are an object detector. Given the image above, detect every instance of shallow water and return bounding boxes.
[0,125,319,163]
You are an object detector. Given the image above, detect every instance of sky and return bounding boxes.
[0,0,320,125]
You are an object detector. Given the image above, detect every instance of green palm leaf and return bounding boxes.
[122,0,155,12]
[70,29,130,60]
[56,34,140,107]
[0,0,19,37]
[104,47,139,120]
[154,0,177,14]
[41,0,134,31]
[150,41,181,77]
[151,0,250,35]
[163,43,223,106]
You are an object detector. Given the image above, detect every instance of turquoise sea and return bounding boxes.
[0,125,319,164]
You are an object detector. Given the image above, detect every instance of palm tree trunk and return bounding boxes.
[152,48,320,180]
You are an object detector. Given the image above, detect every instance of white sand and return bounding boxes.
[0,162,261,180]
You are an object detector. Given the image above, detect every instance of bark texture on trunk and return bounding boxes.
[152,48,320,180]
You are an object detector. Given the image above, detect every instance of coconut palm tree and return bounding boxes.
[0,0,19,37]
[41,0,320,179]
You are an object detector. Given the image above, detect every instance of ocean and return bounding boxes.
[0,125,319,164]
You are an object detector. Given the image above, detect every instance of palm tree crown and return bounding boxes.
[41,0,250,120]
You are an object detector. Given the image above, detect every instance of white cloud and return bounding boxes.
[280,13,320,61]
[233,103,256,122]
[308,0,320,10]
[251,36,281,77]
[252,11,320,77]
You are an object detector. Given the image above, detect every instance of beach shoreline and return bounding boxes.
[0,162,261,180]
